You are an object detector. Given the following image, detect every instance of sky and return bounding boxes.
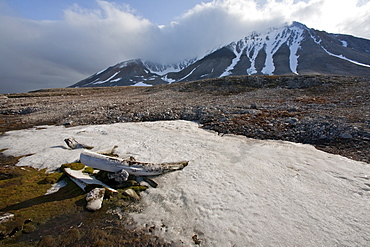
[0,0,369,93]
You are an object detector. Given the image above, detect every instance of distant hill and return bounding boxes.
[70,22,370,88]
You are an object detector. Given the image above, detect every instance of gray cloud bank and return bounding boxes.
[1,0,369,93]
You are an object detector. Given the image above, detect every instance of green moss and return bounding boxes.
[0,165,85,244]
[22,223,36,234]
[83,166,95,174]
[59,228,82,245]
[61,162,85,170]
[38,172,63,184]
[125,185,148,193]
[37,235,56,246]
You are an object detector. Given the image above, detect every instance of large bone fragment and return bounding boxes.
[64,167,117,193]
[80,150,188,176]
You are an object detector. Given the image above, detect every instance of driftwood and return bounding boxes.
[80,150,188,176]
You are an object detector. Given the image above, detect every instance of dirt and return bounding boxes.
[1,75,369,163]
[0,75,369,246]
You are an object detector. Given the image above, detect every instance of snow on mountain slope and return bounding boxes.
[219,22,308,77]
[70,22,370,88]
[144,60,196,76]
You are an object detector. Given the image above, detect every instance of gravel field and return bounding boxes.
[0,75,369,246]
[1,75,369,163]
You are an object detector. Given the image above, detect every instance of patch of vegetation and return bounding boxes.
[0,150,159,245]
[125,185,149,193]
[38,172,64,185]
[61,162,85,170]
[83,166,95,174]
[0,152,85,244]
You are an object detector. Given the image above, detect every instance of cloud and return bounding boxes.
[0,0,369,93]
[0,0,159,93]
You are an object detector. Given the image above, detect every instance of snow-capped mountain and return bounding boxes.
[70,22,370,88]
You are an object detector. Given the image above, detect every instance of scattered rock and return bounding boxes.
[339,133,353,139]
[63,121,73,127]
[285,117,299,124]
[64,138,94,149]
[148,225,155,233]
[86,188,106,211]
[142,177,158,188]
[123,188,140,201]
[107,169,129,183]
[192,234,201,245]
[0,213,14,225]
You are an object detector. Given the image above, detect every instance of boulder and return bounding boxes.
[86,188,106,211]
[107,169,129,183]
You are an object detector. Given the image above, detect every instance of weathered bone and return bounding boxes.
[80,150,188,176]
[63,167,117,193]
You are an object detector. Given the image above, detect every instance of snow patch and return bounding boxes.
[161,75,176,84]
[110,78,122,82]
[133,81,152,87]
[242,24,305,75]
[178,66,199,81]
[93,72,119,85]
[0,121,369,246]
[245,34,265,75]
[45,179,68,195]
[220,41,245,77]
[95,67,108,76]
[321,46,370,68]
[340,40,348,47]
[288,26,304,75]
[145,60,196,76]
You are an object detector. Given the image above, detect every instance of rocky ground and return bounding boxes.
[1,75,369,163]
[0,75,369,246]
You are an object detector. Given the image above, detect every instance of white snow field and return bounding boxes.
[0,120,369,246]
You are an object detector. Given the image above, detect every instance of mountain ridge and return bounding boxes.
[70,22,370,88]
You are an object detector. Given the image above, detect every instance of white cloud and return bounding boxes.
[0,0,369,93]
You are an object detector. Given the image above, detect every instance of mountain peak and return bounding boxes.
[70,22,370,88]
[290,21,308,29]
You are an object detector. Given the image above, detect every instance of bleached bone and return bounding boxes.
[80,150,188,176]
[64,167,117,193]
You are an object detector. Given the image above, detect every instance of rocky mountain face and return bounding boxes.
[70,22,370,88]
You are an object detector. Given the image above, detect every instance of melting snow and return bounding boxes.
[239,24,305,75]
[161,75,176,84]
[321,46,370,68]
[288,26,304,75]
[110,78,122,82]
[45,179,68,195]
[311,32,370,68]
[340,40,348,47]
[95,67,108,76]
[0,121,369,246]
[133,81,152,87]
[243,33,265,75]
[178,66,199,81]
[93,72,119,85]
[220,41,245,77]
